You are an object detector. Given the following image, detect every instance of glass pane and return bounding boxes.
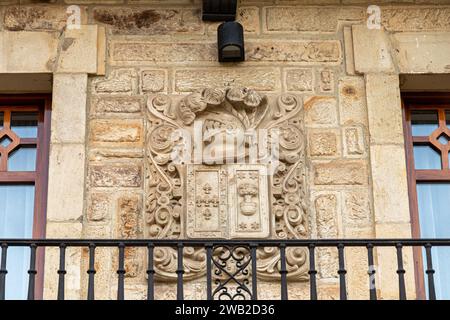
[447,111,450,128]
[0,112,3,130]
[0,184,35,300]
[10,112,38,138]
[413,145,441,170]
[0,136,12,148]
[417,183,450,300]
[8,147,37,171]
[411,110,439,136]
[438,134,450,146]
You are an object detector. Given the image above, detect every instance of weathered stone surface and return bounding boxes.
[382,7,450,32]
[318,248,338,279]
[365,74,403,145]
[319,69,334,93]
[374,223,416,300]
[314,192,341,280]
[117,195,142,277]
[236,6,260,33]
[343,126,365,157]
[246,41,341,64]
[90,164,142,187]
[47,144,86,222]
[264,6,363,33]
[285,68,313,92]
[204,6,260,35]
[112,40,341,65]
[90,119,143,145]
[4,5,85,31]
[304,97,338,127]
[392,32,450,74]
[174,68,281,92]
[91,96,142,115]
[141,70,166,93]
[111,42,216,63]
[52,74,88,144]
[314,160,368,185]
[89,149,144,161]
[370,145,410,223]
[352,25,395,74]
[338,77,368,126]
[93,69,137,94]
[343,190,371,227]
[0,31,58,73]
[309,131,339,157]
[44,222,83,300]
[87,193,111,222]
[315,194,338,238]
[93,7,203,34]
[118,195,141,238]
[57,25,99,74]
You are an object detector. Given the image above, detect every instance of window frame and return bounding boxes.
[402,92,450,300]
[0,94,51,300]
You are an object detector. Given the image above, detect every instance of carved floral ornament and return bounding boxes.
[145,87,309,281]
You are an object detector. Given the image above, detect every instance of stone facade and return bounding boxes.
[1,0,450,300]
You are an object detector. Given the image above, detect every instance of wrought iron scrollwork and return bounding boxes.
[211,245,253,300]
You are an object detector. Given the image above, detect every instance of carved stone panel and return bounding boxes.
[145,87,309,281]
[186,165,227,239]
[229,165,270,239]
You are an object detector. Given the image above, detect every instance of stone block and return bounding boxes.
[365,74,404,145]
[93,69,137,94]
[0,31,58,73]
[352,25,395,74]
[90,119,143,146]
[89,164,142,188]
[47,144,85,222]
[313,160,368,185]
[174,68,281,92]
[90,96,142,115]
[92,7,203,35]
[285,68,313,92]
[392,32,450,74]
[57,25,99,74]
[4,5,87,31]
[308,130,339,157]
[370,145,411,224]
[52,73,88,144]
[304,97,338,127]
[338,76,368,126]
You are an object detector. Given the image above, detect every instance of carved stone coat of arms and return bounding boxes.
[145,87,309,282]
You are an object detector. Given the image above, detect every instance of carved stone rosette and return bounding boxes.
[145,87,309,282]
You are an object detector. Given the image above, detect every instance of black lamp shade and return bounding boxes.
[202,0,237,21]
[218,22,245,63]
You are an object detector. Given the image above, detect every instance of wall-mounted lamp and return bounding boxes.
[218,21,245,62]
[202,0,237,21]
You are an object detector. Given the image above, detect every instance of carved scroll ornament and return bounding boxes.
[145,87,309,281]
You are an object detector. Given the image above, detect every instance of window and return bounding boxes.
[0,95,51,300]
[403,93,450,300]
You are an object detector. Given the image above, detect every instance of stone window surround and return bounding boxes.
[0,25,106,242]
[0,23,449,299]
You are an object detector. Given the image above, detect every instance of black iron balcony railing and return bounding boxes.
[0,238,449,301]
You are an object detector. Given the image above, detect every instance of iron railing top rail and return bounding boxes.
[2,238,450,300]
[1,238,450,247]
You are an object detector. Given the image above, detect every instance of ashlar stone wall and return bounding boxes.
[1,0,450,300]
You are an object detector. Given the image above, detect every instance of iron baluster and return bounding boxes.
[425,243,436,300]
[337,244,347,300]
[396,243,406,300]
[87,243,96,300]
[57,244,67,300]
[308,244,318,300]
